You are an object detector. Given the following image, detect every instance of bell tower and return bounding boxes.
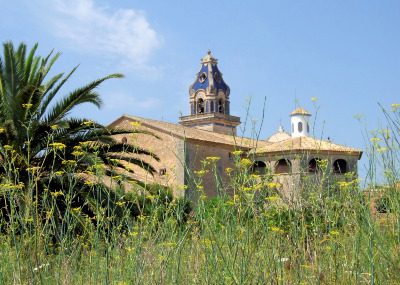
[179,50,241,135]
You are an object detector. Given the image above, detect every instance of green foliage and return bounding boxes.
[0,42,160,239]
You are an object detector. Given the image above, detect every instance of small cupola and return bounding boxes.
[289,108,311,137]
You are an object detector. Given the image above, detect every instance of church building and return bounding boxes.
[109,51,363,202]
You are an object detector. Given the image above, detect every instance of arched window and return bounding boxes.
[206,101,209,113]
[298,122,303,133]
[226,102,229,115]
[275,159,291,174]
[292,123,294,133]
[210,101,214,112]
[308,158,320,173]
[198,99,204,114]
[333,159,347,174]
[218,99,224,113]
[190,103,194,115]
[252,161,266,174]
[307,123,310,133]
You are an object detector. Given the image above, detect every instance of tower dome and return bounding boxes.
[179,50,240,135]
[189,49,230,104]
[267,125,291,142]
[289,108,311,137]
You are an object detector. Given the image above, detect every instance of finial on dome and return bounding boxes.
[207,49,211,55]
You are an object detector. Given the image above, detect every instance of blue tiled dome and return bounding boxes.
[189,50,230,96]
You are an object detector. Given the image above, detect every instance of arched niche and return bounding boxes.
[308,158,320,173]
[333,159,347,174]
[218,99,224,113]
[252,161,266,174]
[197,98,204,114]
[275,159,291,174]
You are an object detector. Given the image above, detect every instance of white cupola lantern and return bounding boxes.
[289,108,312,138]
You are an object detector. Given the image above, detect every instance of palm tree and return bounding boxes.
[0,42,159,238]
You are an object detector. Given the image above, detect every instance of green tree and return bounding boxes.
[0,42,158,238]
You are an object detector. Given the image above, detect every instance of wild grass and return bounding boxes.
[0,106,399,284]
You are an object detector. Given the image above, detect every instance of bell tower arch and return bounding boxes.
[179,50,240,135]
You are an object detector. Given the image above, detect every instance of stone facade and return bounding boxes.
[108,51,363,202]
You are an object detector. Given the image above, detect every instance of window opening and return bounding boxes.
[159,168,167,176]
[308,158,320,173]
[298,122,303,133]
[210,101,214,112]
[199,72,207,83]
[218,99,224,113]
[198,99,204,114]
[275,159,291,174]
[252,161,266,174]
[333,159,347,174]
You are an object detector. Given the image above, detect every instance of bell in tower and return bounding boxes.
[179,50,241,135]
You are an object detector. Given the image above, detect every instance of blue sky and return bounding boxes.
[1,0,400,178]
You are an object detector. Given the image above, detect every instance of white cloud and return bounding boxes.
[42,0,162,66]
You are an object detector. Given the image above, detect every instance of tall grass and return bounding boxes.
[0,105,399,284]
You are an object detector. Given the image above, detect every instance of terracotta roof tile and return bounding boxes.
[255,136,362,158]
[289,108,311,116]
[111,115,271,149]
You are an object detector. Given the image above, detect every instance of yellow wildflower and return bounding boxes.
[206,156,221,161]
[225,167,233,173]
[72,207,81,211]
[51,125,58,130]
[330,231,339,235]
[267,227,280,231]
[79,141,93,147]
[22,103,33,108]
[3,145,12,149]
[231,150,243,155]
[81,120,93,125]
[370,138,381,142]
[130,121,142,128]
[311,97,317,101]
[265,197,280,201]
[301,265,312,268]
[240,158,252,165]
[0,128,5,133]
[377,148,387,152]
[129,232,139,236]
[49,142,66,149]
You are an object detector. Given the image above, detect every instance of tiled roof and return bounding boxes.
[255,136,363,158]
[110,114,271,149]
[289,108,311,116]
